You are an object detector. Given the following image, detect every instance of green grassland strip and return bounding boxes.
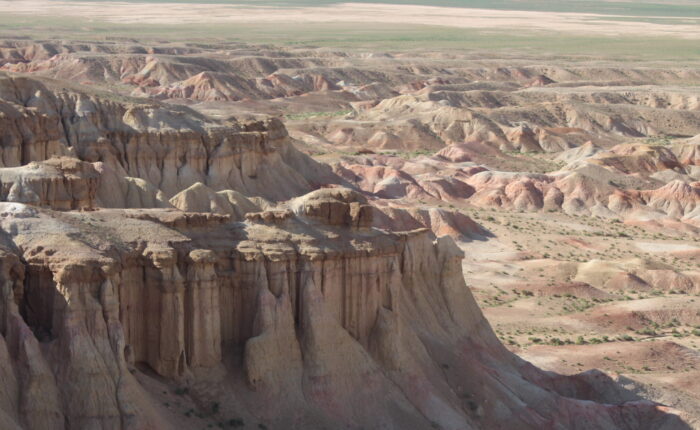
[50,0,700,18]
[1,15,699,61]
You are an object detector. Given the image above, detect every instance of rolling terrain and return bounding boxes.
[0,1,699,429]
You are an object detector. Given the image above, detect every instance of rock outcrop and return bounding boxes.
[333,143,700,231]
[0,73,335,203]
[0,199,687,430]
[0,157,99,210]
[0,71,691,430]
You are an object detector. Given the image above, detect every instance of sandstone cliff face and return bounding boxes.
[0,157,99,210]
[0,73,690,430]
[0,202,685,430]
[0,73,334,205]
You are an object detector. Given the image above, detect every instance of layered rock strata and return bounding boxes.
[0,72,690,430]
[0,200,687,430]
[0,73,333,203]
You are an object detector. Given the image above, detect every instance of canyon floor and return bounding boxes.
[0,1,699,429]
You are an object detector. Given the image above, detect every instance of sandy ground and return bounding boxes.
[1,1,699,39]
[453,208,700,424]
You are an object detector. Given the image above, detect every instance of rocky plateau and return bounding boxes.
[0,37,698,430]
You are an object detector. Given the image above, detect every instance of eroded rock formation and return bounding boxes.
[0,72,690,430]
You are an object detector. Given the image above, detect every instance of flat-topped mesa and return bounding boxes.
[0,203,464,421]
[0,203,682,429]
[0,73,335,205]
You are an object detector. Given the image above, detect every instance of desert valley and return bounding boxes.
[0,1,699,429]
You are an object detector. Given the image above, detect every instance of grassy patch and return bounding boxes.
[284,109,352,120]
[55,0,700,18]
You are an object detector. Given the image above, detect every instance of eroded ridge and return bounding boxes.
[0,47,694,430]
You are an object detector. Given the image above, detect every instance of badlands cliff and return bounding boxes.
[0,70,690,430]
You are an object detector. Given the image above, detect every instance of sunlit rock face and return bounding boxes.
[0,69,690,430]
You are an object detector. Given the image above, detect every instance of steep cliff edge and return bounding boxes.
[0,73,334,203]
[0,73,690,430]
[0,200,686,430]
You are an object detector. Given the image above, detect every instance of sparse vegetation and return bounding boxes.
[284,109,353,121]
